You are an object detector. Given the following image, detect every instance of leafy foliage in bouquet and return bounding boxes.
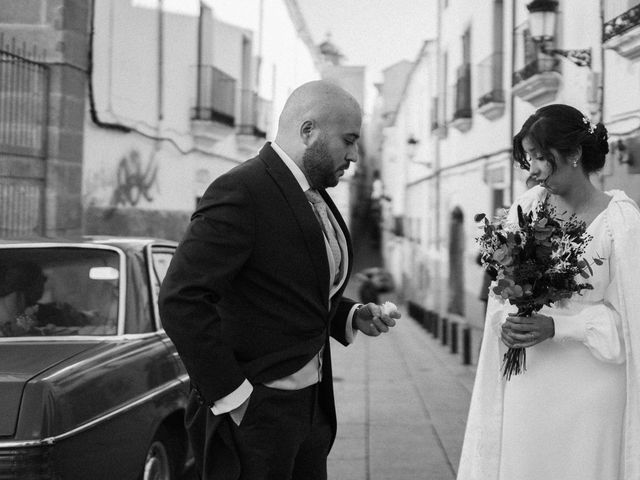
[475,199,603,378]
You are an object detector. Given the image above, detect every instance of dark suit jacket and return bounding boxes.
[159,143,356,477]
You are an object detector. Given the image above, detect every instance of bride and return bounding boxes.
[457,104,640,480]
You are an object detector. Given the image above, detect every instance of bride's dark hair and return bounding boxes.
[512,104,609,174]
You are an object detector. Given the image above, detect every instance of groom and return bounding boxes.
[159,80,400,480]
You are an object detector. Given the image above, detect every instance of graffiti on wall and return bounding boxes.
[110,149,158,207]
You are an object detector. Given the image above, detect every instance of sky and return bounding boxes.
[296,0,438,113]
[297,0,438,83]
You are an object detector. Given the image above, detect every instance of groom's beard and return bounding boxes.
[303,136,338,190]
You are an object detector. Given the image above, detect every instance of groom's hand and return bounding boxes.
[354,303,400,336]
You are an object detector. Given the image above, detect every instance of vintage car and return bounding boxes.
[0,237,191,480]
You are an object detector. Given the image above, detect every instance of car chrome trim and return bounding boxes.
[0,374,190,448]
[0,331,168,343]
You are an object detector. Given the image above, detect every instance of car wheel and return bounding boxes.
[142,427,178,480]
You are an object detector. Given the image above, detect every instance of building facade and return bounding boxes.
[374,0,640,364]
[1,0,367,241]
[81,0,323,239]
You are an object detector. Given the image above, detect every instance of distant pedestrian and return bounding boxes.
[356,271,379,304]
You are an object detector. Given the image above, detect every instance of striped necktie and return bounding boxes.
[305,189,342,283]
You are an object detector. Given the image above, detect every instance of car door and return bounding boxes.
[148,244,188,379]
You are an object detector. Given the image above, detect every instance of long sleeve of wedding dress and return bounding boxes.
[549,263,625,363]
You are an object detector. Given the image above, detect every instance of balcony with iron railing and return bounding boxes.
[512,56,561,107]
[430,95,447,138]
[430,96,439,132]
[477,51,505,120]
[237,89,272,139]
[450,63,472,133]
[254,95,272,138]
[603,1,640,59]
[191,65,236,126]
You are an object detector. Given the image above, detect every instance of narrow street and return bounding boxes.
[327,217,476,479]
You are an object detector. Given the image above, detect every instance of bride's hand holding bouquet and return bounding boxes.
[500,311,555,349]
[475,198,603,379]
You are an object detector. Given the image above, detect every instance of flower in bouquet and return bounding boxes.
[475,199,603,379]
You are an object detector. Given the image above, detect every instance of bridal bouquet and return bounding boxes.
[475,199,601,379]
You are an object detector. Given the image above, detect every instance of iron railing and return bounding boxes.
[237,90,272,138]
[477,51,505,108]
[512,57,560,85]
[603,2,640,43]
[0,40,49,157]
[192,65,236,126]
[604,0,640,23]
[0,37,48,238]
[254,95,272,138]
[453,63,472,120]
[237,89,255,135]
[0,180,43,238]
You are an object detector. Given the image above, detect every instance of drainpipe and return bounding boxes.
[196,2,203,116]
[598,0,605,124]
[598,0,607,189]
[509,0,517,204]
[435,0,442,315]
[157,0,164,122]
[258,0,264,74]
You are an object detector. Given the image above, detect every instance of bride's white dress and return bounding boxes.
[500,208,625,480]
[457,187,640,480]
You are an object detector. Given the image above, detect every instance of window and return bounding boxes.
[0,248,121,337]
[150,247,175,331]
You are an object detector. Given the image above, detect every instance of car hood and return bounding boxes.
[0,341,99,437]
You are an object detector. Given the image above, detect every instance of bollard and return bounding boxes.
[420,307,429,332]
[432,312,439,339]
[450,322,458,354]
[441,317,448,346]
[425,310,433,334]
[462,326,472,365]
[419,307,425,330]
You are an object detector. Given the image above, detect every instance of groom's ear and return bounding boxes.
[300,120,314,145]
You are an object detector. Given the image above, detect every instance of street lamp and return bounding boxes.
[526,0,591,68]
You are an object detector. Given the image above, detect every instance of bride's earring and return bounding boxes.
[572,160,578,168]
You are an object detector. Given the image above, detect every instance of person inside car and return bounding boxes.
[0,261,90,336]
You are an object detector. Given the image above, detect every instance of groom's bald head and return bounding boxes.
[274,80,362,162]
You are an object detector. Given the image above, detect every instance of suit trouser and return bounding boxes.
[231,383,332,480]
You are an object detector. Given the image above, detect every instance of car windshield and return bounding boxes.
[0,247,120,337]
